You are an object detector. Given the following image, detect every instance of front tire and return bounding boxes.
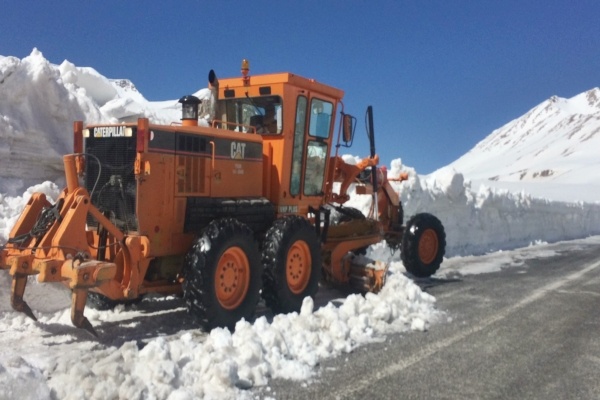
[183,218,262,330]
[401,213,446,277]
[262,216,321,314]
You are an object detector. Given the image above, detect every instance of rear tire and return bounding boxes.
[183,218,262,330]
[401,213,446,277]
[262,216,321,314]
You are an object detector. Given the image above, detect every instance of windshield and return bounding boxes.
[217,95,282,134]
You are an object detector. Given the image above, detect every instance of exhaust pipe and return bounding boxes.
[366,106,379,217]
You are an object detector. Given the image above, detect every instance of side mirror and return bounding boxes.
[342,113,356,146]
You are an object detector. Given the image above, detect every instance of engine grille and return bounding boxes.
[84,128,138,231]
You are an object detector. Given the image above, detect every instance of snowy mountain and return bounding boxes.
[434,88,600,201]
[444,88,600,183]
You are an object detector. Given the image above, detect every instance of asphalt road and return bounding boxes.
[253,239,600,399]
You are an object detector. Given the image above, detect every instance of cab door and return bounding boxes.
[289,95,335,198]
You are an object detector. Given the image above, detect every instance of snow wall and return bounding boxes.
[345,159,600,257]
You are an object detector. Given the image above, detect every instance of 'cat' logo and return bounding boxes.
[231,142,246,159]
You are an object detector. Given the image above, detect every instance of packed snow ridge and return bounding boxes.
[0,49,600,399]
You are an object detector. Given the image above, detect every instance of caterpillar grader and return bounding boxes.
[0,61,445,336]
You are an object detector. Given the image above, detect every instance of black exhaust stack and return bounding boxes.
[367,106,377,195]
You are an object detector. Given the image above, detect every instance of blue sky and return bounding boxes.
[2,1,599,173]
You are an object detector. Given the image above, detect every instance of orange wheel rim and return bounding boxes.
[418,228,439,265]
[286,240,312,295]
[214,246,250,310]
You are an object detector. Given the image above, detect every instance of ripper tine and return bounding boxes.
[12,296,37,321]
[78,317,99,338]
[71,288,98,337]
[11,275,37,321]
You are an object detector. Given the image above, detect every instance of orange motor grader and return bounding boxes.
[0,62,445,335]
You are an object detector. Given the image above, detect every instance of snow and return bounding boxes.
[1,49,600,399]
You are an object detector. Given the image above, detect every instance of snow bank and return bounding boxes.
[0,50,105,194]
[346,160,600,256]
[41,275,437,400]
[0,49,181,195]
[414,170,600,256]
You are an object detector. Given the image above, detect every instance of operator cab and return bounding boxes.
[214,60,344,216]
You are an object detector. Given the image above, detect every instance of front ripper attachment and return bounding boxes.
[0,154,120,337]
[0,192,116,336]
[7,266,100,337]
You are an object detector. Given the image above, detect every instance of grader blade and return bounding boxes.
[348,257,389,293]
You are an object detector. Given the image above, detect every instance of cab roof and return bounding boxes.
[218,72,345,100]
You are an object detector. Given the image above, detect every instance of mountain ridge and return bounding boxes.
[437,87,600,185]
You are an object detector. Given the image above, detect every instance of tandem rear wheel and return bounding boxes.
[261,215,322,314]
[183,218,263,331]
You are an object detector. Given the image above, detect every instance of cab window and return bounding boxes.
[304,141,327,196]
[308,98,333,138]
[217,95,282,134]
